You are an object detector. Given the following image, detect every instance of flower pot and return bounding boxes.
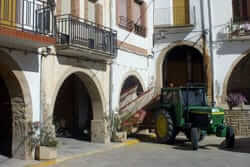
[37,146,57,160]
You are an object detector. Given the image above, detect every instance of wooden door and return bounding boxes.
[0,0,16,26]
[173,0,189,25]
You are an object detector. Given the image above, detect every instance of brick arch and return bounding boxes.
[0,50,32,159]
[155,40,211,95]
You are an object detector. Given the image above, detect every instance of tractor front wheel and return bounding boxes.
[226,126,235,148]
[155,109,175,144]
[191,128,199,150]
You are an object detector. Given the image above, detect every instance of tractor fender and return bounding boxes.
[215,125,227,137]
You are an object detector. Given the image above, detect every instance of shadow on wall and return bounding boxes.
[56,56,107,72]
[0,50,39,72]
[215,40,250,56]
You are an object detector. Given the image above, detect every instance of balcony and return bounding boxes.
[56,14,117,61]
[0,0,55,50]
[154,7,196,28]
[118,16,146,37]
[227,17,250,40]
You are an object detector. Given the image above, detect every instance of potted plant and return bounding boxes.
[38,124,58,160]
[226,93,248,110]
[30,122,58,160]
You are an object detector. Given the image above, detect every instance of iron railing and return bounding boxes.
[0,0,54,36]
[56,14,117,57]
[134,23,146,36]
[118,16,146,36]
[227,17,250,37]
[118,16,134,31]
[154,7,196,26]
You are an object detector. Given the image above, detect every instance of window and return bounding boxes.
[88,1,95,22]
[37,7,50,34]
[133,2,141,25]
[233,0,250,22]
[117,0,132,30]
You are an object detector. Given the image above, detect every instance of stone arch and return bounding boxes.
[155,40,211,94]
[0,50,32,159]
[119,71,146,95]
[222,50,250,105]
[50,68,106,124]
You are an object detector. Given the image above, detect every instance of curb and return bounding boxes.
[25,139,140,167]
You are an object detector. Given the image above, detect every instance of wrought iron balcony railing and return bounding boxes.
[56,14,117,57]
[0,0,54,36]
[118,16,134,31]
[118,16,146,37]
[227,17,250,38]
[134,23,146,37]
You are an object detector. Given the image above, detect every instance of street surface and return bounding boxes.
[51,135,250,167]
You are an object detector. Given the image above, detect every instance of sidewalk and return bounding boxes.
[0,138,139,167]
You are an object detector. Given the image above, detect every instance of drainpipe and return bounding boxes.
[207,0,215,106]
[39,50,44,127]
[109,0,114,120]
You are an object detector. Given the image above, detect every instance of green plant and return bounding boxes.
[40,125,58,147]
[30,122,58,148]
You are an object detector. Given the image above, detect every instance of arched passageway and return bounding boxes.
[227,55,250,105]
[0,77,12,157]
[53,74,96,141]
[162,45,205,87]
[120,75,144,97]
[0,51,32,159]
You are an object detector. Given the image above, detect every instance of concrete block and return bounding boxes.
[91,120,110,144]
[38,146,57,160]
[112,131,127,142]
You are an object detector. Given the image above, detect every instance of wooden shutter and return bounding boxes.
[0,0,16,26]
[173,0,189,25]
[56,0,62,15]
[141,2,147,36]
[71,0,80,17]
[84,0,88,19]
[127,0,133,22]
[95,3,103,25]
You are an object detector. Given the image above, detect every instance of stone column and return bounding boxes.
[91,120,110,143]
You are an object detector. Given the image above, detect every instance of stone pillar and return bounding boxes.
[91,120,110,143]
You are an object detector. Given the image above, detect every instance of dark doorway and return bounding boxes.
[121,76,144,96]
[0,76,12,157]
[163,45,204,87]
[53,74,93,141]
[227,55,250,105]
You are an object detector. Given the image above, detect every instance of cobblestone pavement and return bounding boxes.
[51,135,250,167]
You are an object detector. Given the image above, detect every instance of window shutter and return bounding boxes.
[173,0,189,25]
[84,0,88,19]
[56,0,62,15]
[127,0,133,22]
[95,3,103,25]
[71,0,80,17]
[141,2,147,36]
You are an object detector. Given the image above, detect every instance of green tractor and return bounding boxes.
[154,86,235,150]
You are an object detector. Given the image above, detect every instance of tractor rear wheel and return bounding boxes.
[226,126,235,148]
[155,109,175,144]
[191,128,199,150]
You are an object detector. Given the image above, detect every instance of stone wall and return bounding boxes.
[225,109,250,136]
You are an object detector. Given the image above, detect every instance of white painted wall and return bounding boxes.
[110,0,154,111]
[10,51,40,123]
[153,0,250,106]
